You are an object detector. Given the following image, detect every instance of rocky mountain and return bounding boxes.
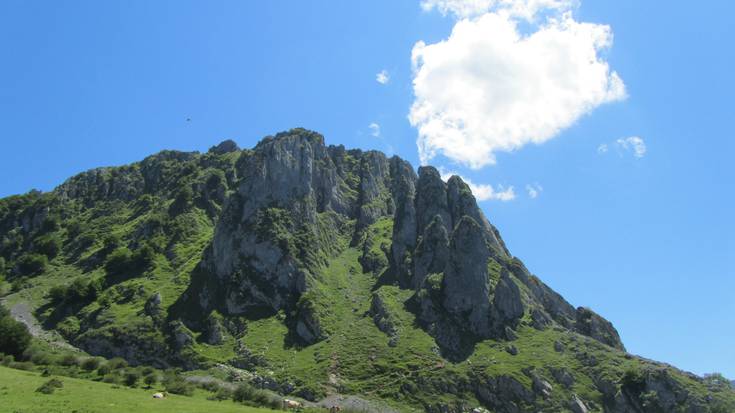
[1,129,733,412]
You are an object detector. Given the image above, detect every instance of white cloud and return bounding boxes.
[376,70,390,85]
[616,136,646,158]
[411,1,626,169]
[439,168,516,201]
[597,143,608,154]
[526,183,543,198]
[369,122,381,137]
[420,0,575,20]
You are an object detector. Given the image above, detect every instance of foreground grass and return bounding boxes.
[0,366,272,413]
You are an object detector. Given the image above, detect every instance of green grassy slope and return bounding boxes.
[0,366,271,413]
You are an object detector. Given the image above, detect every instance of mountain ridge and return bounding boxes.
[0,128,732,412]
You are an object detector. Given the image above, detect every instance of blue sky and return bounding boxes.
[1,1,733,377]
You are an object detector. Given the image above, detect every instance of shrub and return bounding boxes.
[34,234,61,258]
[17,253,48,275]
[134,244,156,269]
[163,374,194,396]
[36,378,63,394]
[81,357,101,371]
[97,363,111,376]
[208,386,233,401]
[621,368,647,394]
[24,346,53,365]
[102,234,121,252]
[0,314,32,357]
[107,357,128,369]
[123,371,141,387]
[143,374,157,388]
[232,383,259,402]
[59,354,79,367]
[105,247,133,275]
[169,186,194,215]
[9,361,35,371]
[48,285,68,304]
[102,374,119,384]
[1,354,14,366]
[0,257,5,275]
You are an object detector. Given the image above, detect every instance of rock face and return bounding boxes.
[194,129,418,344]
[185,131,625,353]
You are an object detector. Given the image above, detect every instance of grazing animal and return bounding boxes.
[330,406,342,413]
[283,399,303,410]
[152,392,165,399]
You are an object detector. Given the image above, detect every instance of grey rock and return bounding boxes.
[208,139,240,154]
[569,395,589,413]
[412,215,450,290]
[575,307,625,351]
[549,367,575,388]
[442,216,493,335]
[370,292,399,346]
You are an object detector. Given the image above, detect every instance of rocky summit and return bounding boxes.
[0,128,733,412]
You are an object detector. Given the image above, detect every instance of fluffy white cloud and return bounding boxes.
[597,143,609,154]
[616,136,646,158]
[526,183,543,198]
[439,168,515,201]
[376,70,390,85]
[369,122,381,137]
[411,1,626,169]
[421,0,574,20]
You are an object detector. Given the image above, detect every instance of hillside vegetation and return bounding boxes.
[1,130,733,412]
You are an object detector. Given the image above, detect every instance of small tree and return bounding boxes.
[81,357,101,372]
[143,374,157,388]
[0,315,32,357]
[123,371,141,387]
[17,253,48,275]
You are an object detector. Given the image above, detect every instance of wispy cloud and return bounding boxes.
[439,167,515,202]
[598,136,646,158]
[526,183,543,199]
[616,136,646,158]
[411,0,626,169]
[368,122,381,137]
[376,69,390,85]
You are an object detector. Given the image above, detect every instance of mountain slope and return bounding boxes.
[0,129,733,412]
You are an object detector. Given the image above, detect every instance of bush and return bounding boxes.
[36,378,63,394]
[97,363,111,376]
[102,374,119,384]
[81,357,101,371]
[40,216,60,234]
[1,354,14,366]
[208,386,233,401]
[232,383,254,402]
[107,357,128,369]
[621,368,647,394]
[102,234,121,252]
[24,347,53,365]
[17,253,48,275]
[143,374,157,388]
[34,234,62,258]
[59,354,79,367]
[163,374,194,396]
[123,371,141,387]
[9,361,35,371]
[105,247,133,275]
[0,314,32,357]
[0,257,5,275]
[169,186,194,215]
